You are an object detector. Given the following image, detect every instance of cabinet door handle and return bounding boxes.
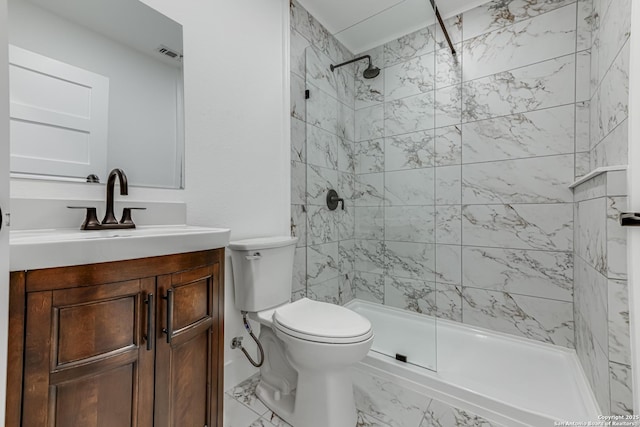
[162,289,174,344]
[145,293,154,351]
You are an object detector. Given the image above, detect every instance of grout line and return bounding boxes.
[461,284,574,304]
[590,116,629,154]
[458,17,464,327]
[460,1,579,44]
[573,0,580,187]
[460,51,576,85]
[590,36,631,103]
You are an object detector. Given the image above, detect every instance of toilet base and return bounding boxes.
[291,368,357,427]
[256,371,357,427]
[255,380,296,424]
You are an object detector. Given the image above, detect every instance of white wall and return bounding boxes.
[137,0,291,387]
[8,0,182,188]
[0,0,10,424]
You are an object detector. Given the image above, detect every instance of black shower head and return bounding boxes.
[363,63,380,79]
[330,55,380,79]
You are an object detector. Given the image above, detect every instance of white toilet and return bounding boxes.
[229,236,373,427]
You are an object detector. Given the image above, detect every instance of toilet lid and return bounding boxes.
[273,298,372,343]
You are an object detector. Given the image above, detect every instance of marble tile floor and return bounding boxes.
[224,372,500,427]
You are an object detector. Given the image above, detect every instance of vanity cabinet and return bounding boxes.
[7,249,225,427]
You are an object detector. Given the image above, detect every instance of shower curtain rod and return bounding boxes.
[430,0,456,55]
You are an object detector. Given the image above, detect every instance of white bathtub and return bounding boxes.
[345,299,600,426]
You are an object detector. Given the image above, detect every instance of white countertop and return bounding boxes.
[10,225,230,270]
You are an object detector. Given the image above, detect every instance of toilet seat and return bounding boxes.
[273,298,373,344]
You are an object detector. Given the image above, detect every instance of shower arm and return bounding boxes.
[430,0,456,56]
[330,55,372,72]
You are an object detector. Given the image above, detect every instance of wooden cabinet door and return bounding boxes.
[22,278,156,427]
[154,262,221,427]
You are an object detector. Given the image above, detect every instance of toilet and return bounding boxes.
[229,236,373,427]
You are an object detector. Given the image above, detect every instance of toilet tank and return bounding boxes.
[228,236,298,312]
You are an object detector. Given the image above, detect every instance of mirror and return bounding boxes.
[7,0,184,189]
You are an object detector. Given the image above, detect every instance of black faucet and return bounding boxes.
[67,168,145,230]
[103,168,128,225]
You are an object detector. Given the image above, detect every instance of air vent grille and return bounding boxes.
[156,45,183,62]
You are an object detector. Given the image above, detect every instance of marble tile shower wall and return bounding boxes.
[290,0,357,304]
[352,0,584,348]
[588,0,630,168]
[574,171,631,415]
[571,0,632,416]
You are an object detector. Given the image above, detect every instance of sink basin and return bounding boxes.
[10,225,231,270]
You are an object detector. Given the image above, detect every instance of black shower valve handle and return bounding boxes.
[327,189,344,211]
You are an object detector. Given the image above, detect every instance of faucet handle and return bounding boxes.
[67,206,101,230]
[120,207,146,227]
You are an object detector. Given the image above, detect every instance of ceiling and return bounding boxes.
[297,0,489,53]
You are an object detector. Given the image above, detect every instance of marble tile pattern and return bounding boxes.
[420,399,500,427]
[224,375,291,427]
[435,45,462,89]
[289,0,358,307]
[462,0,576,41]
[385,206,434,243]
[356,46,384,110]
[573,170,632,414]
[574,256,608,353]
[462,154,574,204]
[436,205,462,245]
[384,276,435,315]
[577,0,594,52]
[462,4,577,82]
[435,245,462,286]
[384,53,435,101]
[575,311,611,414]
[385,169,434,206]
[356,207,384,240]
[610,361,634,415]
[591,42,629,149]
[461,105,575,163]
[462,287,574,347]
[224,369,505,427]
[462,247,573,301]
[607,197,627,280]
[462,204,573,252]
[385,91,435,137]
[383,26,436,68]
[353,271,385,304]
[462,54,575,122]
[608,279,630,366]
[346,0,587,352]
[385,131,435,171]
[434,126,461,166]
[588,0,631,170]
[353,368,504,427]
[591,119,629,170]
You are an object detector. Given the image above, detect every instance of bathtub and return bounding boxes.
[345,299,600,426]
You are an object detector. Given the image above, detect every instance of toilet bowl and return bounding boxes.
[271,298,373,427]
[229,236,374,427]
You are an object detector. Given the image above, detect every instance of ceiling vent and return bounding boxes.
[156,45,183,62]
